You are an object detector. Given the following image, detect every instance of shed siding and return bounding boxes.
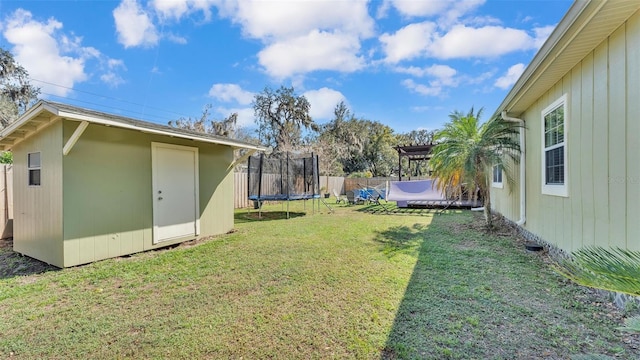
[198,144,234,237]
[13,120,64,267]
[62,121,150,266]
[493,10,640,252]
[62,121,234,267]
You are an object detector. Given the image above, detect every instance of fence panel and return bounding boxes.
[344,177,395,192]
[234,173,346,208]
[1,165,13,239]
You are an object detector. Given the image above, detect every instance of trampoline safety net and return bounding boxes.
[247,153,320,201]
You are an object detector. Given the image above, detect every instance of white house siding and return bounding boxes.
[12,119,64,267]
[492,10,640,252]
[490,158,519,221]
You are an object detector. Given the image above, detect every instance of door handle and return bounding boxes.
[158,196,163,200]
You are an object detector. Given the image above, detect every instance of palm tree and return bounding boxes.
[554,247,640,333]
[430,107,521,228]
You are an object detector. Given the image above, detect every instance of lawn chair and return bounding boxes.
[346,190,364,205]
[333,189,346,204]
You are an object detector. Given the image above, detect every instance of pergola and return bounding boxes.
[395,144,435,181]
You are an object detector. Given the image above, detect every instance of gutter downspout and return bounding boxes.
[501,111,526,226]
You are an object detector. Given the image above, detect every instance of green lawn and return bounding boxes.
[0,201,638,359]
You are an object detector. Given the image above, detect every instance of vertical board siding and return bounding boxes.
[63,122,152,266]
[580,53,596,247]
[592,41,610,248]
[570,65,583,251]
[626,11,640,251]
[198,145,234,237]
[62,121,235,267]
[498,11,640,254]
[13,120,64,267]
[607,25,627,249]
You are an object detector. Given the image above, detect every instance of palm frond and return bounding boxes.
[430,108,523,225]
[554,247,640,296]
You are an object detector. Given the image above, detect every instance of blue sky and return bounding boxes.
[0,0,572,134]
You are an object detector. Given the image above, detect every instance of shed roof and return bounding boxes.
[0,100,267,152]
[494,0,640,118]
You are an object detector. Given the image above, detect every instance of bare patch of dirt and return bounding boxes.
[0,238,58,279]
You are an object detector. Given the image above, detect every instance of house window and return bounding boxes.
[492,164,503,188]
[541,94,568,197]
[28,152,41,186]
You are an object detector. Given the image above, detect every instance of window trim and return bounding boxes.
[491,164,503,189]
[541,94,568,197]
[28,151,42,187]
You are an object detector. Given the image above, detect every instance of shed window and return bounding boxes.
[28,152,41,186]
[492,165,503,188]
[541,95,568,197]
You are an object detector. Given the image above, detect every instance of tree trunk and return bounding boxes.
[483,188,492,228]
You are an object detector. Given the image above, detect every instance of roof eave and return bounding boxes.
[56,109,266,151]
[493,0,593,118]
[0,101,267,152]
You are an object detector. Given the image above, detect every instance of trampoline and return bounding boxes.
[247,152,330,217]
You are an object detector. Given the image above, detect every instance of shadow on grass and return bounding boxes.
[373,223,430,258]
[358,202,460,216]
[0,239,59,279]
[379,213,637,359]
[234,211,306,223]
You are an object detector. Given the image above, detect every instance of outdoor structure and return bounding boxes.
[390,144,479,208]
[491,0,640,254]
[0,101,265,267]
[395,144,434,181]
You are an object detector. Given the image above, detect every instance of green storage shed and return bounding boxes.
[0,101,265,267]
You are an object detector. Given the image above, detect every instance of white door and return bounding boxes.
[152,143,199,244]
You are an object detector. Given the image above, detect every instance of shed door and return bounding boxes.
[152,143,199,244]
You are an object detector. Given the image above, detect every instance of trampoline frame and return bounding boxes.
[247,152,330,218]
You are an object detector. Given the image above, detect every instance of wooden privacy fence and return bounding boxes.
[0,165,13,239]
[233,173,345,208]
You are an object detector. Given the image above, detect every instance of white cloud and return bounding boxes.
[395,64,456,81]
[258,30,365,78]
[166,32,188,44]
[214,106,255,128]
[2,9,88,96]
[2,9,127,95]
[116,0,374,79]
[379,22,436,63]
[402,79,442,97]
[381,20,545,63]
[229,1,374,40]
[150,0,214,22]
[100,59,127,87]
[430,25,536,59]
[533,25,555,49]
[388,0,451,17]
[302,88,346,121]
[113,0,159,48]
[382,0,485,27]
[495,63,526,89]
[212,1,374,79]
[208,83,254,105]
[151,0,189,20]
[438,0,485,27]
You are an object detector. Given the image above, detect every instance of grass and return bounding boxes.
[0,201,638,359]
